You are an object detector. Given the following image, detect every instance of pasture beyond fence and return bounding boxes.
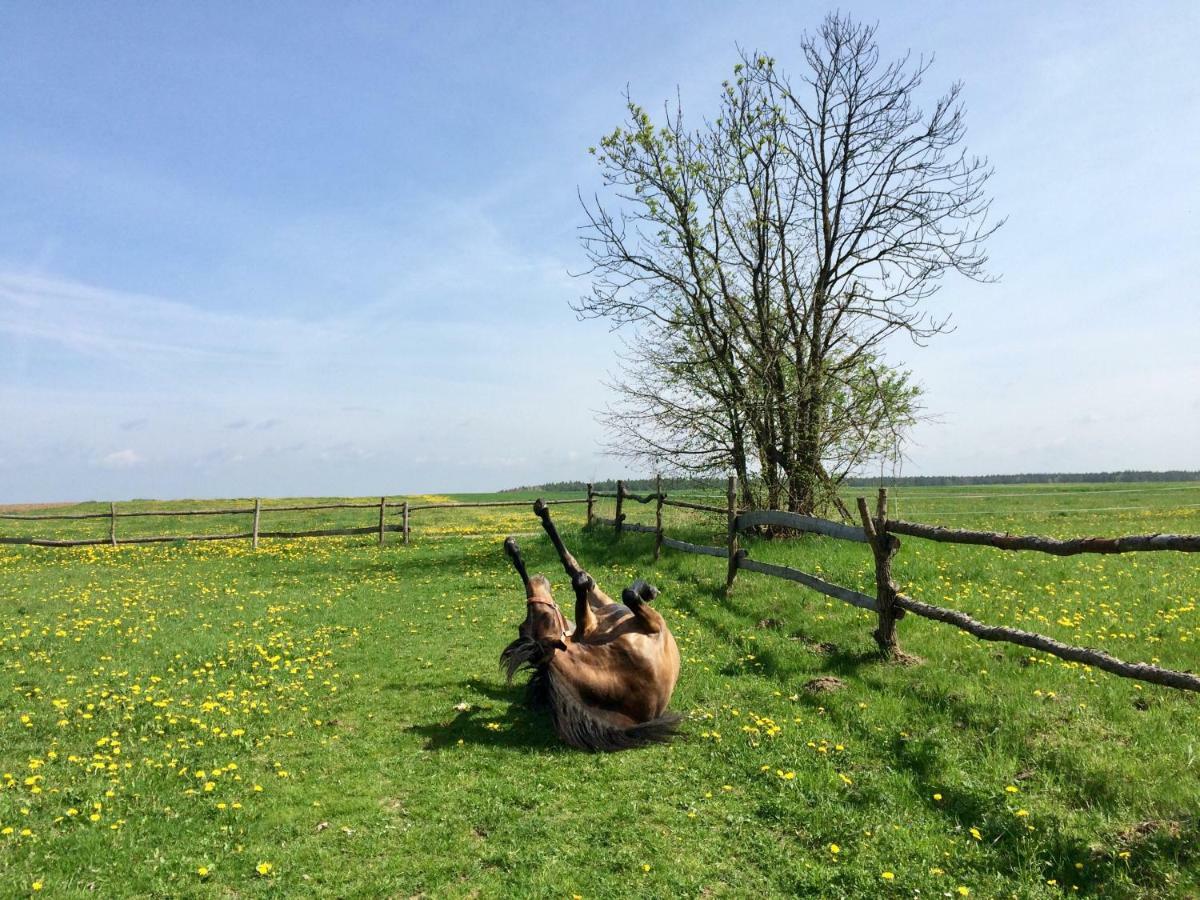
[4,478,1199,695]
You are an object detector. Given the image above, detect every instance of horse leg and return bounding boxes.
[534,499,618,608]
[571,571,599,641]
[504,536,534,598]
[533,499,582,578]
[621,580,665,634]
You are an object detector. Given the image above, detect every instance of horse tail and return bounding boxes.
[545,674,682,752]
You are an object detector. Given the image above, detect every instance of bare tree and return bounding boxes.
[576,13,1000,514]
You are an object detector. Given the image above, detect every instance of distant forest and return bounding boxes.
[505,471,1200,493]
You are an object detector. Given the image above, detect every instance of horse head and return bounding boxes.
[500,536,571,681]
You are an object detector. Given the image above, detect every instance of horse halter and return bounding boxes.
[526,596,559,611]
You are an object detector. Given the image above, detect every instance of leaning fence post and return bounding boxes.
[585,483,594,528]
[109,502,117,546]
[725,475,739,594]
[252,498,261,550]
[378,496,387,546]
[654,473,664,561]
[615,480,625,535]
[402,501,410,545]
[857,488,905,659]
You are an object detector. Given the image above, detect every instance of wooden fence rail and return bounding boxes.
[587,478,1200,695]
[886,519,1200,555]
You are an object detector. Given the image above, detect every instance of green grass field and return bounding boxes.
[1,484,1198,897]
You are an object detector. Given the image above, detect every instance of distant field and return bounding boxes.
[1,484,1197,896]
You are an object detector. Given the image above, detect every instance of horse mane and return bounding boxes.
[500,637,682,752]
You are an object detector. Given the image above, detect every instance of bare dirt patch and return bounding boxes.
[803,676,846,693]
[0,502,74,513]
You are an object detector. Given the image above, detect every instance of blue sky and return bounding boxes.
[1,1,1198,502]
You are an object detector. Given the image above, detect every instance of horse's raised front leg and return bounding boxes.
[503,536,534,597]
[621,580,666,634]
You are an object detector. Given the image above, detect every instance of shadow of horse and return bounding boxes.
[398,677,565,753]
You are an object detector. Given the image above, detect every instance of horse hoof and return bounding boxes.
[633,580,659,603]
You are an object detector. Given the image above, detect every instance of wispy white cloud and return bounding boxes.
[0,266,618,501]
[98,449,144,469]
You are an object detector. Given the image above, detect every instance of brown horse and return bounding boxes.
[500,499,682,751]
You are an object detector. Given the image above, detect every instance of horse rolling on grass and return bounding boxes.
[500,499,682,751]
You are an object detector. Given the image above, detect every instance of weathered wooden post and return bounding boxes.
[857,488,906,660]
[378,496,387,546]
[585,483,594,528]
[402,501,410,546]
[252,498,261,550]
[614,480,625,535]
[109,502,117,546]
[653,473,664,561]
[724,475,739,594]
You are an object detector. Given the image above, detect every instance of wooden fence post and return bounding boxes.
[378,496,387,546]
[654,474,664,561]
[109,502,117,546]
[615,480,625,535]
[585,483,594,528]
[857,488,907,660]
[402,501,410,546]
[725,475,739,594]
[252,498,261,550]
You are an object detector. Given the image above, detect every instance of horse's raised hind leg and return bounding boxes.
[504,536,534,598]
[621,580,666,635]
[533,499,582,578]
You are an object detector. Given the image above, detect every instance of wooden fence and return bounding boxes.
[0,497,589,548]
[588,477,1200,695]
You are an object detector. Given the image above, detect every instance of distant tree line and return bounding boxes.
[841,470,1200,487]
[507,471,1200,494]
[502,477,725,495]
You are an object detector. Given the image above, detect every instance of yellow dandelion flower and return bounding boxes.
[255,861,274,876]
[881,871,895,880]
